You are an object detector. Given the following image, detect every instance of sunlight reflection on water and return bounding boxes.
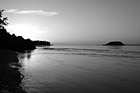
[19,45,140,93]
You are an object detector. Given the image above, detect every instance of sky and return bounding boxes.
[0,0,140,44]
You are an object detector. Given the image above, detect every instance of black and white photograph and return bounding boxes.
[0,0,140,93]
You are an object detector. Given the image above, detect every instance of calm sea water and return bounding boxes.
[19,45,140,93]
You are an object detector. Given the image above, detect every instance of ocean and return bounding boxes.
[18,45,140,93]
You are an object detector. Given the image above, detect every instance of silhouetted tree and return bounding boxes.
[0,9,36,51]
[33,40,51,46]
[0,9,8,29]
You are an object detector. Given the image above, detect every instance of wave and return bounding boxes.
[43,47,110,52]
[43,47,140,58]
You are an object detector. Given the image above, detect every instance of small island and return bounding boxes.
[104,41,125,46]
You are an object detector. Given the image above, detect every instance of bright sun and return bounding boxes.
[7,24,43,39]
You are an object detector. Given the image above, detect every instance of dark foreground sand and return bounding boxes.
[0,49,26,93]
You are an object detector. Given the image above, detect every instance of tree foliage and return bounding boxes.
[0,9,8,29]
[0,9,36,51]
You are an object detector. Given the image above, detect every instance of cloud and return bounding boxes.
[6,9,58,16]
[6,9,17,12]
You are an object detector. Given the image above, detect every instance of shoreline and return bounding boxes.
[0,49,26,93]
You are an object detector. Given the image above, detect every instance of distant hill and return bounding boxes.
[0,28,36,52]
[33,40,51,46]
[0,9,51,52]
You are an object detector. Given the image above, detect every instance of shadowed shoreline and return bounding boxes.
[0,49,26,93]
[0,9,51,93]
